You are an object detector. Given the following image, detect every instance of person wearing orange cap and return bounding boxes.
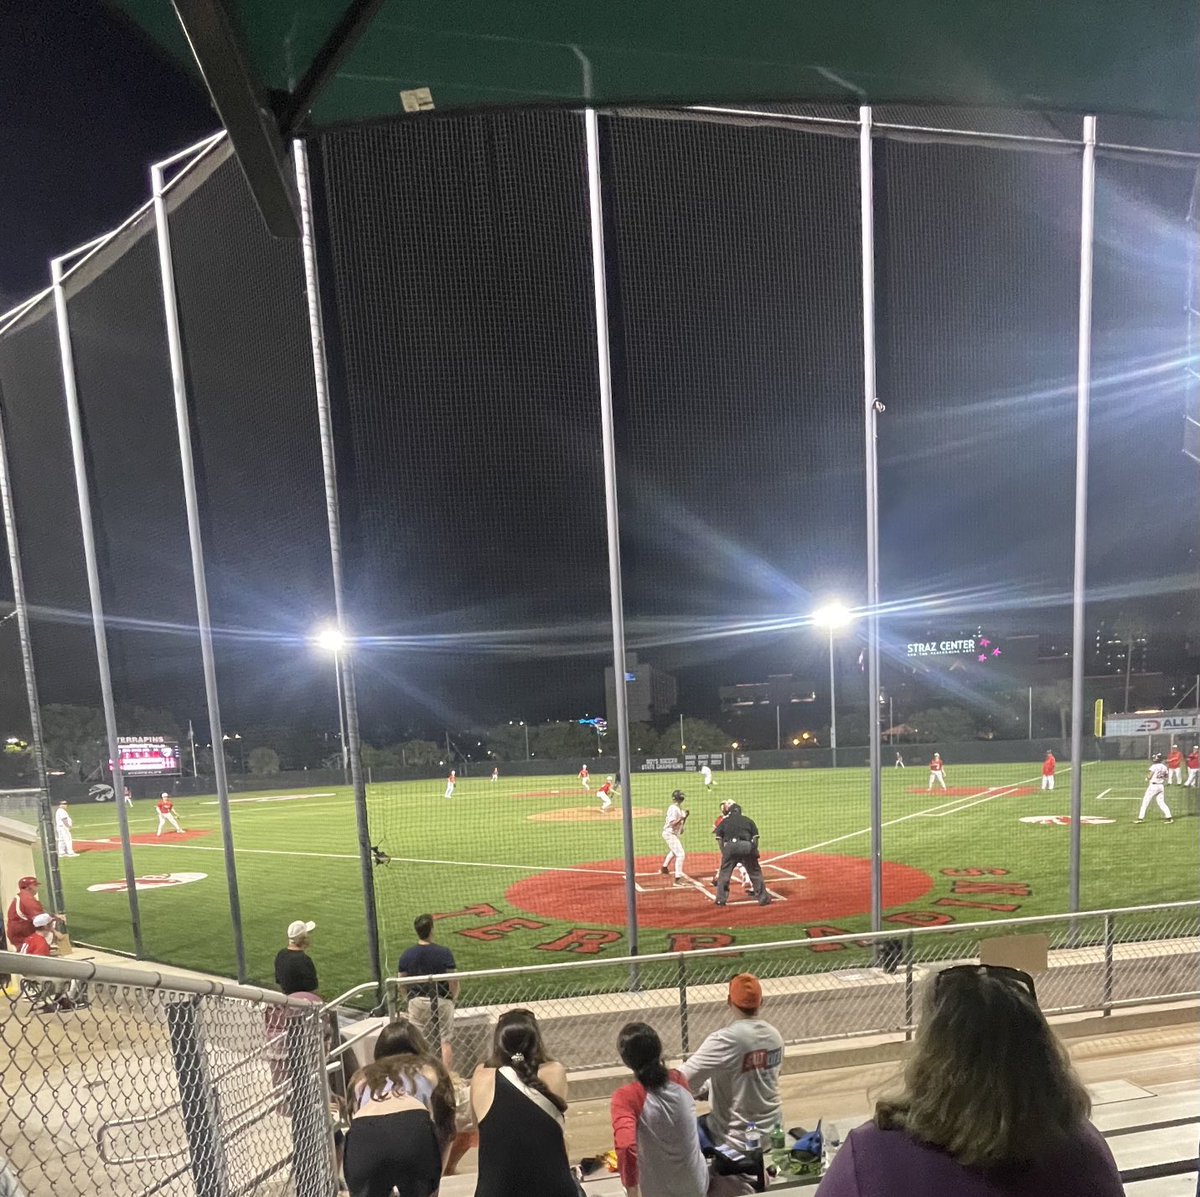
[680,973,784,1153]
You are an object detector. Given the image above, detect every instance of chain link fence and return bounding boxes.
[0,952,336,1197]
[360,901,1200,1079]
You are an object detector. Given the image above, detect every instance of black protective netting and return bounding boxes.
[875,139,1080,912]
[603,113,871,939]
[319,111,612,969]
[166,148,339,984]
[64,213,215,963]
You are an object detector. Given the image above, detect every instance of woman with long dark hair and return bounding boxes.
[817,965,1124,1196]
[611,1022,707,1197]
[470,1008,578,1197]
[343,1017,457,1197]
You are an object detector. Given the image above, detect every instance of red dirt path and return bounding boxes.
[506,853,932,929]
[76,830,212,852]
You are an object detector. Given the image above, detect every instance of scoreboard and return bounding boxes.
[116,735,182,776]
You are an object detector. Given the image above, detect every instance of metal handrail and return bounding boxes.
[320,900,1200,1000]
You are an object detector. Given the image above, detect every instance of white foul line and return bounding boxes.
[762,766,1082,867]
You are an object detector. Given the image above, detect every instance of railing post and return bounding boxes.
[166,997,231,1197]
[287,1006,337,1197]
[677,954,690,1056]
[1102,913,1115,1016]
[904,932,915,1040]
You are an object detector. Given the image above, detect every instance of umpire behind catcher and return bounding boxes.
[713,803,770,907]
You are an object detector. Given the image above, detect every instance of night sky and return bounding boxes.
[0,7,1197,744]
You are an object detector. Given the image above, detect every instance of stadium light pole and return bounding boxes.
[315,625,349,779]
[812,603,854,769]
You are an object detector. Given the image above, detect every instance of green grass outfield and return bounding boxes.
[55,759,1198,999]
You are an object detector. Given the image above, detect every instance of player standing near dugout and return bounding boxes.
[1185,745,1199,788]
[1041,751,1056,791]
[579,764,590,791]
[927,752,947,791]
[1136,754,1172,824]
[1166,744,1183,785]
[156,792,183,836]
[660,790,689,885]
[713,803,769,907]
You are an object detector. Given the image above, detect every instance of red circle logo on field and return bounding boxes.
[505,853,933,929]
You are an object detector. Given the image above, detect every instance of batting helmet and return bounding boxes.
[671,789,686,802]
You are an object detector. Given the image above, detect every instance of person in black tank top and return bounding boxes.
[471,1009,578,1197]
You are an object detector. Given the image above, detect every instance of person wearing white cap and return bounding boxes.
[275,920,319,995]
[54,802,77,857]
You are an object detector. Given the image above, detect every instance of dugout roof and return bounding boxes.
[116,0,1200,235]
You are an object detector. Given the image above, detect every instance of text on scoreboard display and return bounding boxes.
[116,736,182,776]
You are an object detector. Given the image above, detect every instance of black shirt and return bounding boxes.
[275,947,319,995]
[397,942,457,999]
[715,811,759,847]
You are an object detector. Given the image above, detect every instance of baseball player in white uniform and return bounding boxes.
[54,802,77,857]
[1136,755,1172,824]
[660,790,689,883]
[700,764,714,789]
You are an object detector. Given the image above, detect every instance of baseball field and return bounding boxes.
[53,759,1198,999]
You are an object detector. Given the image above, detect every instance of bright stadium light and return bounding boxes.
[315,625,346,653]
[812,601,856,768]
[312,623,348,775]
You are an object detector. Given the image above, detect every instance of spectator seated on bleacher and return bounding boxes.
[816,964,1125,1196]
[681,974,784,1155]
[611,1021,708,1197]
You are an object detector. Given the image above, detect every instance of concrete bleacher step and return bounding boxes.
[1125,1176,1199,1195]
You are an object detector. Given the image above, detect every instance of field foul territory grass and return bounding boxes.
[54,762,1199,999]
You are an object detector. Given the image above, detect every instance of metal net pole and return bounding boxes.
[152,155,248,982]
[859,105,884,933]
[1069,115,1098,915]
[584,108,640,960]
[0,398,60,912]
[292,138,383,991]
[51,254,143,957]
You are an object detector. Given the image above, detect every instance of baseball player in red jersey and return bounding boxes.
[927,753,947,791]
[6,877,57,951]
[1186,746,1199,788]
[444,770,456,800]
[1041,751,1056,791]
[596,775,617,812]
[579,764,590,792]
[156,793,183,835]
[1166,745,1183,785]
[18,913,54,957]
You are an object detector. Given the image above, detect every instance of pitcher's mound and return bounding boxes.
[528,807,656,823]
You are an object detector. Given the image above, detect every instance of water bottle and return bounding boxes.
[822,1123,841,1172]
[745,1121,761,1154]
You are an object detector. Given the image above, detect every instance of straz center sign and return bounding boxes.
[907,635,1002,663]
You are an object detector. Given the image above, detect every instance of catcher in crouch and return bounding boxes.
[713,803,770,907]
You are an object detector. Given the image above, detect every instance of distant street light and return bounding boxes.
[812,602,856,769]
[313,623,349,777]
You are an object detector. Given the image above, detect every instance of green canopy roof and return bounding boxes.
[115,0,1200,233]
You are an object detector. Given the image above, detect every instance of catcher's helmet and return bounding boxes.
[672,789,686,802]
